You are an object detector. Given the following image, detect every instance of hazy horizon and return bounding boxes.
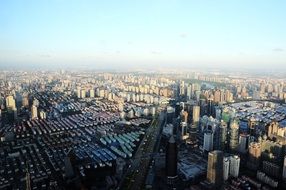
[1,0,285,71]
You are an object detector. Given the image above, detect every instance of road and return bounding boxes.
[118,111,165,190]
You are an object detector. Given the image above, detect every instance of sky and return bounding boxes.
[0,0,285,71]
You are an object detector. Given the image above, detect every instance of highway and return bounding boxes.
[119,111,166,190]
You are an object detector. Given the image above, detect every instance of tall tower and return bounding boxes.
[166,136,178,185]
[207,150,223,186]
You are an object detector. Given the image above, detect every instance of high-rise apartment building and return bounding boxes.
[179,81,185,96]
[192,106,200,126]
[229,155,240,178]
[203,131,213,152]
[31,105,38,119]
[89,89,95,98]
[6,95,16,110]
[248,142,261,170]
[223,157,230,181]
[238,134,249,154]
[207,150,223,186]
[186,84,192,100]
[218,121,227,151]
[181,111,188,123]
[229,119,239,153]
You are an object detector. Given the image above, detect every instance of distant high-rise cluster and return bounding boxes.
[0,70,286,189]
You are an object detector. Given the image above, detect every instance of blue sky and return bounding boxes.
[0,0,285,70]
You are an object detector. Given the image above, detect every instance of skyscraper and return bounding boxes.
[186,84,192,100]
[248,117,256,136]
[6,95,16,110]
[207,99,214,116]
[247,142,261,170]
[166,136,178,185]
[32,98,39,107]
[207,150,223,186]
[39,110,46,119]
[81,89,86,98]
[179,81,185,96]
[77,88,81,99]
[225,90,233,102]
[31,105,38,119]
[238,134,249,154]
[180,122,188,140]
[229,155,240,178]
[218,121,227,151]
[192,105,200,126]
[89,89,95,98]
[181,110,188,123]
[166,106,175,124]
[229,119,239,153]
[203,131,213,152]
[22,96,29,108]
[223,157,230,181]
[214,90,221,103]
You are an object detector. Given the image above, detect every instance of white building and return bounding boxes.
[186,84,192,100]
[77,88,81,98]
[31,105,38,119]
[99,89,105,98]
[229,155,240,178]
[120,112,125,119]
[150,107,156,116]
[81,89,86,98]
[223,157,230,181]
[128,109,134,118]
[203,131,213,152]
[143,108,149,116]
[180,81,185,96]
[39,110,46,119]
[126,93,131,102]
[89,89,95,98]
[180,122,188,140]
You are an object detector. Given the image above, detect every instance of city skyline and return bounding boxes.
[1,0,286,71]
[1,1,286,189]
